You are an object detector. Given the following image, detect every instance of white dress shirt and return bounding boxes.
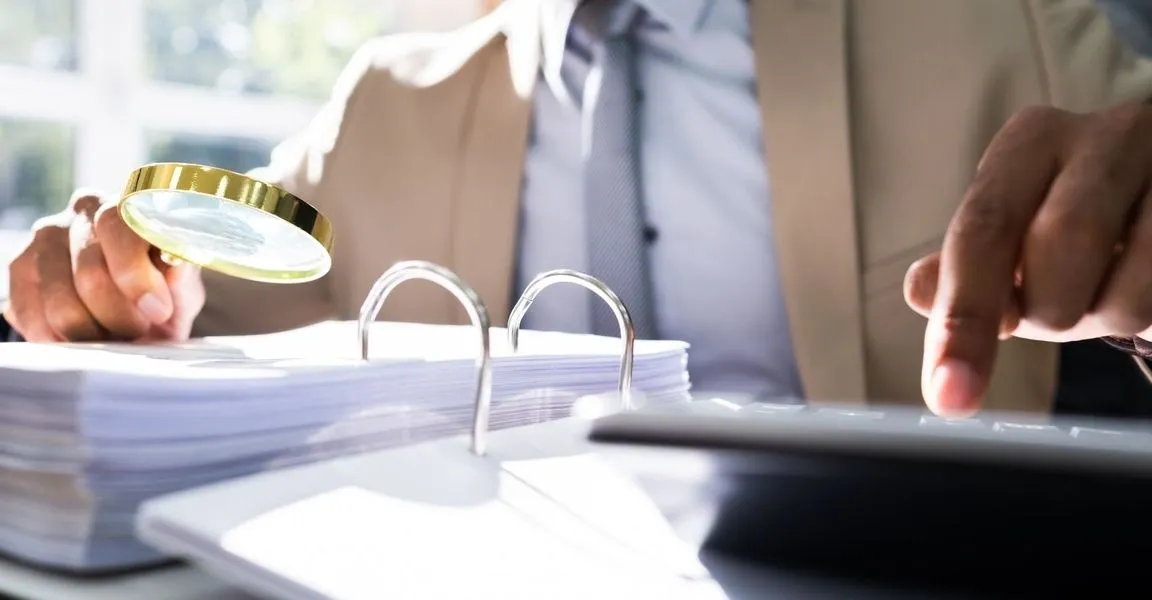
[514,0,804,401]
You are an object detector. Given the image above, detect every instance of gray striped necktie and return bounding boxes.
[578,1,657,339]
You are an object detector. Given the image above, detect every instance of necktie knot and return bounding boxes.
[571,0,643,46]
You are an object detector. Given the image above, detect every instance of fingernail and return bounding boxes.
[929,359,982,417]
[137,293,171,324]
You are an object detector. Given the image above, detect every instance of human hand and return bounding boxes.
[905,101,1152,417]
[4,191,205,342]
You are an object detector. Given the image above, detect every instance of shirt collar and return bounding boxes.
[538,0,713,103]
[633,0,713,36]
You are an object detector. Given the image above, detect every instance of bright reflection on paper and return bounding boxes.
[219,483,722,600]
[570,390,649,419]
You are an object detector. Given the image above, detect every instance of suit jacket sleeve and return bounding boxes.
[190,45,379,338]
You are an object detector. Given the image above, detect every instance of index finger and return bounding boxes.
[91,202,174,324]
[925,107,1063,416]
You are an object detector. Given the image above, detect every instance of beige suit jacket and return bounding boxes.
[194,0,1152,413]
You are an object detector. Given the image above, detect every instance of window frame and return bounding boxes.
[0,0,480,300]
[0,0,324,204]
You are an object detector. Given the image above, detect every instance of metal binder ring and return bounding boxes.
[357,260,494,456]
[507,269,636,410]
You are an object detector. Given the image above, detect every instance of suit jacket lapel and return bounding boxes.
[749,0,868,404]
[450,0,871,400]
[449,1,537,327]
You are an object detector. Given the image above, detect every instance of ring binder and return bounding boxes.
[508,269,637,410]
[356,262,638,455]
[357,260,494,456]
[131,260,697,595]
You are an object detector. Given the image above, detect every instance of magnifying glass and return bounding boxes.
[118,163,334,283]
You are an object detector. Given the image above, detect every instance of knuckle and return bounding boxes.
[73,266,150,339]
[934,309,1002,338]
[39,283,105,342]
[109,266,147,300]
[92,202,123,234]
[949,197,1017,244]
[1031,209,1111,254]
[1069,158,1126,192]
[7,251,34,282]
[26,231,69,270]
[1006,105,1064,132]
[30,220,69,245]
[41,308,72,338]
[42,304,90,341]
[72,263,114,304]
[31,210,75,234]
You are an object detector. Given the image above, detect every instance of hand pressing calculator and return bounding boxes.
[589,400,1152,597]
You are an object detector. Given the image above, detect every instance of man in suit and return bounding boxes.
[7,0,1152,419]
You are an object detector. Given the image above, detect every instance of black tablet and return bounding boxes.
[588,401,1152,597]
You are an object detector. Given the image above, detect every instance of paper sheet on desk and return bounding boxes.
[138,418,724,600]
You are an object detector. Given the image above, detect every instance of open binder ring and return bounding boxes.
[357,261,494,457]
[507,269,636,411]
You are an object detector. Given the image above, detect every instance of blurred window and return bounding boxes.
[145,0,393,99]
[147,132,274,176]
[0,0,479,299]
[0,0,77,71]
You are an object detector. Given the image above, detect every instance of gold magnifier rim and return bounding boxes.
[118,162,335,284]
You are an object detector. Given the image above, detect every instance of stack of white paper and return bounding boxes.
[0,321,690,573]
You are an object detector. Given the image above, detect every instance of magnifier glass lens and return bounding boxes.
[121,190,331,283]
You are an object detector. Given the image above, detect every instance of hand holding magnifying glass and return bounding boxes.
[3,163,334,343]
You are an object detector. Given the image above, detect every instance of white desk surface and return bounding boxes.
[0,550,964,599]
[0,559,252,600]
